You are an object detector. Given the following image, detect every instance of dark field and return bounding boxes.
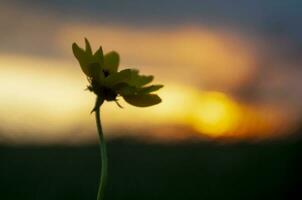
[0,137,301,200]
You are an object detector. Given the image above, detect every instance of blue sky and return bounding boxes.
[7,0,302,36]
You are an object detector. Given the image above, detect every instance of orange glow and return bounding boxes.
[190,92,240,137]
[58,25,257,90]
[0,23,295,143]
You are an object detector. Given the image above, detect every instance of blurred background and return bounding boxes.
[0,0,301,199]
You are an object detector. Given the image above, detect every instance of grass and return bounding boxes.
[0,136,301,200]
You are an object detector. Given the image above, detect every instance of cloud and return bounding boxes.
[0,3,64,58]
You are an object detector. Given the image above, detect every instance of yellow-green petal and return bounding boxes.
[103,69,132,87]
[138,84,164,94]
[86,62,102,80]
[85,38,92,55]
[72,40,104,79]
[123,94,162,107]
[72,43,94,77]
[128,70,154,87]
[93,46,104,66]
[104,51,119,73]
[114,83,138,96]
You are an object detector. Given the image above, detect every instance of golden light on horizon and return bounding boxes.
[190,92,241,137]
[0,23,296,143]
[0,54,291,142]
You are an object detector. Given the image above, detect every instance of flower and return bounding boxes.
[72,38,163,110]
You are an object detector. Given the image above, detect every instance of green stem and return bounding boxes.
[95,98,107,200]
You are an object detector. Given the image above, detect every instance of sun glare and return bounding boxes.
[191,92,241,137]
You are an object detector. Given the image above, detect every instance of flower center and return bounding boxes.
[102,87,117,101]
[90,79,117,101]
[103,70,110,77]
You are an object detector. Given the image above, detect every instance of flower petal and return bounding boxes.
[103,69,132,87]
[93,46,104,65]
[104,51,120,73]
[85,38,92,55]
[138,84,164,94]
[87,63,103,80]
[123,94,162,107]
[128,70,154,87]
[72,43,94,77]
[73,40,104,79]
[114,83,138,96]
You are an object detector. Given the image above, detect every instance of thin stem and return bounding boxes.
[95,99,108,200]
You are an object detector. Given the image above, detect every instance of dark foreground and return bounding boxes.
[0,137,301,200]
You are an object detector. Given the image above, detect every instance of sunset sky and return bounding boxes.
[1,0,302,144]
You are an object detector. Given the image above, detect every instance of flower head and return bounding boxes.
[72,38,163,110]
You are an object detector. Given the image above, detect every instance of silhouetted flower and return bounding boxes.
[72,38,163,110]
